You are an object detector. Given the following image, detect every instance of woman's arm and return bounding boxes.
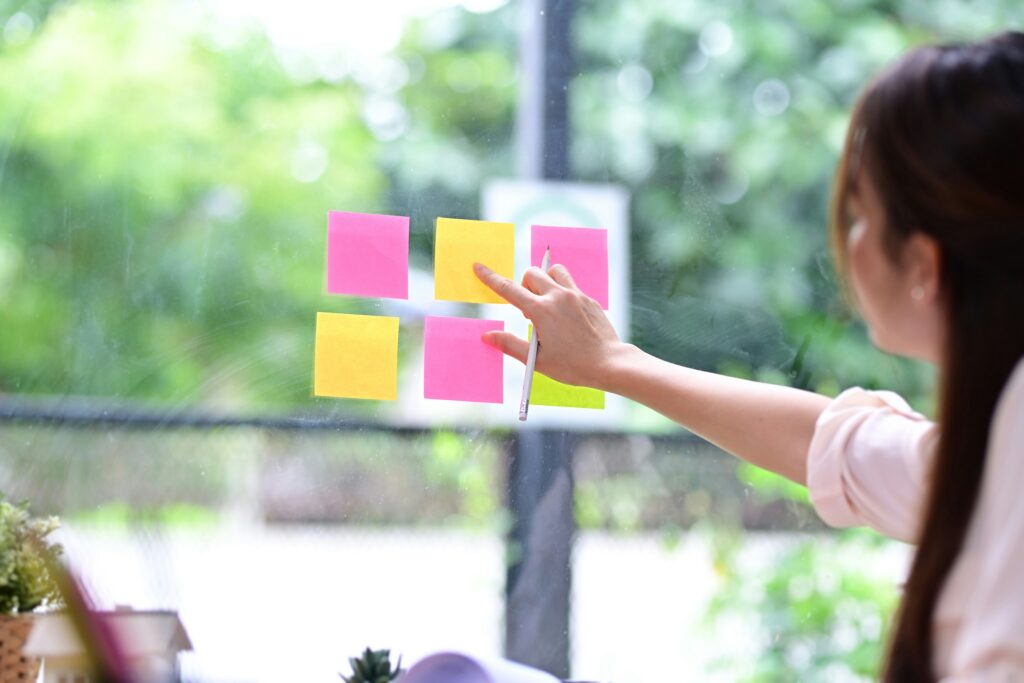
[474,262,830,486]
[603,346,829,485]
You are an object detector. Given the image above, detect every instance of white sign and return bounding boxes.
[479,177,630,430]
[388,179,630,430]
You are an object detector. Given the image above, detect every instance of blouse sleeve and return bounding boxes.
[942,359,1024,679]
[806,386,939,544]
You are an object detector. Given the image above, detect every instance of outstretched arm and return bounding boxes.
[474,262,830,486]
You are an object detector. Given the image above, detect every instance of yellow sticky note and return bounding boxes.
[314,312,399,400]
[434,217,515,304]
[527,326,605,409]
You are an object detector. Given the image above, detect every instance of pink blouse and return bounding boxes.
[806,358,1024,681]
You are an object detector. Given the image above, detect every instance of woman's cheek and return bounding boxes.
[847,221,889,344]
[847,222,872,301]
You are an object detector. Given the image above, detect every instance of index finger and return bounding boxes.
[473,262,539,311]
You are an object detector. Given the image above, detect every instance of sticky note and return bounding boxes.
[531,225,609,309]
[532,372,606,409]
[327,211,409,299]
[434,218,514,304]
[424,316,504,403]
[528,326,605,409]
[314,312,399,400]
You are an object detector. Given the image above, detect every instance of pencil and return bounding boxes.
[519,247,550,421]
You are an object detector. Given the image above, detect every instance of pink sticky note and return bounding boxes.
[424,316,504,403]
[531,225,609,309]
[327,211,409,299]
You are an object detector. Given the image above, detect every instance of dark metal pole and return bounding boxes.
[540,0,574,181]
[505,0,577,678]
[505,430,576,677]
[515,0,574,181]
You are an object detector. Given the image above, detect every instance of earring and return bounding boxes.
[911,285,925,301]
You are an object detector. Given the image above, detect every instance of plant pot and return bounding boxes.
[0,614,41,683]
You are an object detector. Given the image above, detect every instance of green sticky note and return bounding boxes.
[527,326,605,409]
[532,371,606,409]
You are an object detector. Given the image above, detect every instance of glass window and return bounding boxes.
[2,1,1021,681]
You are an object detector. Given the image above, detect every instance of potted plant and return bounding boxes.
[341,647,404,683]
[0,496,63,683]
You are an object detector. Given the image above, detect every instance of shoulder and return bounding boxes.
[818,386,928,422]
[812,386,937,470]
[807,384,938,541]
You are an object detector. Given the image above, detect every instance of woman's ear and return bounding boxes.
[904,232,943,304]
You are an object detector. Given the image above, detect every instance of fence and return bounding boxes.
[0,392,825,681]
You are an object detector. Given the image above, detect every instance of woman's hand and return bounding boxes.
[473,261,628,390]
[475,260,829,487]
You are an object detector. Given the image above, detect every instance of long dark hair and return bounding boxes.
[831,32,1024,681]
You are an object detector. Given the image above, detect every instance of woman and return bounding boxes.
[474,31,1024,681]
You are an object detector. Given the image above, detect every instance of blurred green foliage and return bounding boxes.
[0,425,504,527]
[4,0,1019,413]
[571,0,1020,412]
[705,529,901,682]
[0,0,382,408]
[69,500,220,529]
[3,0,1022,415]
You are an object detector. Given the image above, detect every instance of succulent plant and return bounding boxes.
[341,647,403,683]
